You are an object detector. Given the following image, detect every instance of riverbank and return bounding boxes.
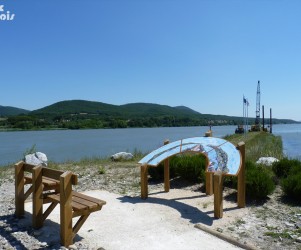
[1,159,301,249]
[1,132,301,249]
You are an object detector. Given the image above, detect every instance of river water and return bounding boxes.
[0,124,300,166]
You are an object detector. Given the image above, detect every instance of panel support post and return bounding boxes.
[237,142,246,208]
[206,172,213,195]
[164,139,170,192]
[140,164,148,199]
[214,172,223,219]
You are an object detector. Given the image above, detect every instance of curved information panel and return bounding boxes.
[138,137,241,176]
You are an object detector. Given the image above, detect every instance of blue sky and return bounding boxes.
[1,0,301,121]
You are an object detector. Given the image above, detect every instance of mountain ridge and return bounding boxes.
[0,100,299,130]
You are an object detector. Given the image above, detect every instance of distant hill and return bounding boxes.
[1,100,299,130]
[0,105,30,116]
[31,100,118,116]
[30,100,299,124]
[31,100,203,119]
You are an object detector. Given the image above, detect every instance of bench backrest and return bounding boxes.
[15,161,78,185]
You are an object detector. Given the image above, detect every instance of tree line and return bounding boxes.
[0,114,242,130]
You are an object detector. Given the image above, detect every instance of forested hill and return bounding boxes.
[0,105,30,116]
[31,100,201,118]
[0,100,299,130]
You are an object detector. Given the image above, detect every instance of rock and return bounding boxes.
[296,237,301,243]
[110,152,133,161]
[285,222,295,228]
[68,244,78,249]
[40,242,48,247]
[25,152,48,166]
[256,157,279,166]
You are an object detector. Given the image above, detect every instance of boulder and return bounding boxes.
[25,152,48,166]
[111,152,133,161]
[256,157,279,166]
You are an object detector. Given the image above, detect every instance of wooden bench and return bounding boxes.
[15,161,106,247]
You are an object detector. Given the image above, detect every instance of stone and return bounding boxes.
[256,157,279,166]
[25,152,48,166]
[285,222,295,228]
[296,237,301,243]
[40,242,48,247]
[68,244,78,249]
[110,152,133,161]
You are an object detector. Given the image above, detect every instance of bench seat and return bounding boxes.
[47,191,106,213]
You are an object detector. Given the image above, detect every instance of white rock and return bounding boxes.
[111,152,134,161]
[35,152,48,163]
[25,152,48,166]
[256,157,279,166]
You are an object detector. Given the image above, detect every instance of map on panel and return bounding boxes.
[138,137,241,176]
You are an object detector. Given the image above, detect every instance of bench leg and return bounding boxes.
[60,172,73,247]
[73,215,89,236]
[15,162,25,218]
[32,166,43,229]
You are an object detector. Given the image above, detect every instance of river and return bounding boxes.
[0,124,300,166]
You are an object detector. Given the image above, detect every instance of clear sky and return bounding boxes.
[1,0,301,121]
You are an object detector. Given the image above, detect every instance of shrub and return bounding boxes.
[245,161,275,199]
[272,158,301,179]
[281,171,301,201]
[148,153,206,183]
[172,154,206,182]
[98,166,106,174]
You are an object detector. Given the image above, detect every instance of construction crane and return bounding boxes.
[251,81,261,131]
[255,80,260,126]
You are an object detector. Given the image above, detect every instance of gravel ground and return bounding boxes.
[1,161,301,249]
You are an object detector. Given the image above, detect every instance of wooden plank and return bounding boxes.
[237,142,246,208]
[60,171,73,247]
[72,191,106,206]
[72,206,103,218]
[214,172,223,219]
[43,167,78,185]
[164,140,170,192]
[32,166,43,229]
[15,161,25,218]
[42,202,58,223]
[73,215,89,235]
[140,164,148,199]
[24,185,34,200]
[47,191,105,212]
[23,163,35,172]
[205,172,213,195]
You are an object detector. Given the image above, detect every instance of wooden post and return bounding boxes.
[205,156,213,195]
[164,139,170,192]
[141,164,149,199]
[60,171,73,247]
[32,166,43,229]
[237,142,246,208]
[205,130,212,137]
[214,172,223,218]
[205,172,213,195]
[15,162,25,218]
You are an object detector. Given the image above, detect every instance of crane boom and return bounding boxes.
[255,81,260,125]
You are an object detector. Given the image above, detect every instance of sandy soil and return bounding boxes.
[23,188,245,250]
